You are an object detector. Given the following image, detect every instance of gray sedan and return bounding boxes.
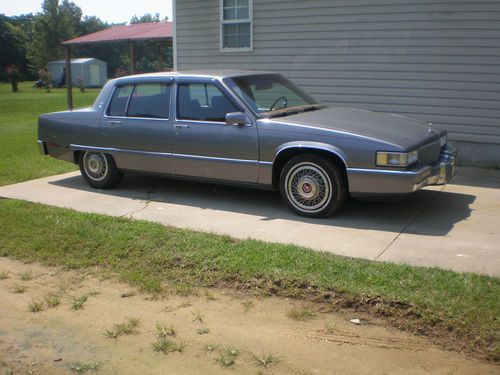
[38,70,456,218]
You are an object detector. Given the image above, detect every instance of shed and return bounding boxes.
[47,58,107,87]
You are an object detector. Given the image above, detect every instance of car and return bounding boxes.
[38,70,457,218]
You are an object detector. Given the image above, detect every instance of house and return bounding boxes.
[173,0,500,166]
[47,58,107,87]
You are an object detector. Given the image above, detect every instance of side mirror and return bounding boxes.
[226,112,251,126]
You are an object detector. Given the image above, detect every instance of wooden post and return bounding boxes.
[159,43,164,71]
[129,41,136,74]
[65,45,73,110]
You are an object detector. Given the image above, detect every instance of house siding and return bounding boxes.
[175,0,500,164]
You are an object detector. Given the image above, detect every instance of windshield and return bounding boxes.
[224,74,321,117]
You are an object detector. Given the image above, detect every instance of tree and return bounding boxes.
[0,14,30,81]
[26,0,83,71]
[130,13,168,24]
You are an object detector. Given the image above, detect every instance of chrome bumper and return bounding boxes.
[347,146,457,195]
[37,140,48,155]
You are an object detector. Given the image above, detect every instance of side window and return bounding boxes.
[127,83,171,119]
[107,85,133,116]
[177,83,239,122]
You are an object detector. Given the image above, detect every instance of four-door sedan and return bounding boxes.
[38,70,456,218]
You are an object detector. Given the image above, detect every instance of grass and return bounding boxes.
[69,361,101,374]
[45,294,61,308]
[152,337,186,355]
[197,327,210,335]
[71,295,88,310]
[28,300,44,313]
[156,322,176,338]
[251,352,282,369]
[0,82,99,186]
[0,200,499,361]
[241,300,254,313]
[105,317,140,339]
[0,270,9,280]
[216,346,240,368]
[191,311,204,323]
[287,307,317,321]
[11,284,25,294]
[19,270,33,281]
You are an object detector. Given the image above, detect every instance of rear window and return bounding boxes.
[107,83,171,119]
[107,85,133,116]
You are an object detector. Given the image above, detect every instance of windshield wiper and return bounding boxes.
[266,104,325,118]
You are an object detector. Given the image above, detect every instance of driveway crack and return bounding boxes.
[124,183,156,220]
[374,187,444,261]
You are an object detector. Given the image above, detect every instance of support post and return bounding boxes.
[129,41,136,74]
[65,45,73,110]
[159,43,164,71]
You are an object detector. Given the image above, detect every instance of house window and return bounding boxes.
[220,0,253,51]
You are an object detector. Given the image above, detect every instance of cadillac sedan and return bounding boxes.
[38,70,456,218]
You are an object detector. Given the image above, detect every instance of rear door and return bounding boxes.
[101,79,174,174]
[172,77,259,183]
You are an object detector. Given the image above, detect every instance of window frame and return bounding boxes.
[105,82,172,121]
[220,0,253,53]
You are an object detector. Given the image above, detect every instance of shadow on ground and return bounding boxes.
[50,173,475,237]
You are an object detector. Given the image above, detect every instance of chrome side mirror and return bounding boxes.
[226,112,251,126]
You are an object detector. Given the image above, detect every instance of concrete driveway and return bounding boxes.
[0,167,498,276]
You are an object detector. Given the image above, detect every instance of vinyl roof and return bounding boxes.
[63,22,173,46]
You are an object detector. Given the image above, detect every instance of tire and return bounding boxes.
[279,154,347,218]
[79,151,123,189]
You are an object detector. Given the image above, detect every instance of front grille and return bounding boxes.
[419,140,440,166]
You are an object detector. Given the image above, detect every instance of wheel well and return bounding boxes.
[272,148,348,190]
[73,150,81,164]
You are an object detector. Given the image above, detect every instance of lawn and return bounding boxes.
[0,82,100,186]
[0,81,498,362]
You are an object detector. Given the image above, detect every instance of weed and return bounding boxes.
[204,290,216,301]
[197,327,210,335]
[174,282,196,296]
[0,270,9,280]
[45,294,61,308]
[156,322,176,338]
[192,310,204,323]
[71,295,88,310]
[28,300,44,313]
[242,300,254,313]
[152,337,186,355]
[204,343,219,353]
[287,308,317,321]
[105,317,140,339]
[251,352,282,369]
[19,270,32,281]
[216,347,240,368]
[11,284,25,294]
[69,361,101,374]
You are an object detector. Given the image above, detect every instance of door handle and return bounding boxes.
[107,120,122,125]
[174,124,190,129]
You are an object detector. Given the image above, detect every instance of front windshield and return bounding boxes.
[224,74,321,116]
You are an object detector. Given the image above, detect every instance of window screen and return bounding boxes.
[127,83,171,119]
[177,83,239,122]
[107,85,133,116]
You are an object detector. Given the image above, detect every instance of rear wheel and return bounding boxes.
[79,151,122,189]
[279,155,346,218]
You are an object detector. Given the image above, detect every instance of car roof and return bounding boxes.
[114,69,277,82]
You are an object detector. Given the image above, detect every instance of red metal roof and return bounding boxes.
[63,22,173,45]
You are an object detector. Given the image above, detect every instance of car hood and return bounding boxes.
[271,107,443,149]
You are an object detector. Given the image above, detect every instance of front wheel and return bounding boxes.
[79,151,123,189]
[279,155,347,218]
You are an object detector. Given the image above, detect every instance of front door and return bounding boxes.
[173,79,259,183]
[101,81,174,174]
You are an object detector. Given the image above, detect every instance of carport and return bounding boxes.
[62,22,173,110]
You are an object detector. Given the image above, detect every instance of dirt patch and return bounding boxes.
[0,257,497,375]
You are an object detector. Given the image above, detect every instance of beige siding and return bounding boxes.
[176,0,500,145]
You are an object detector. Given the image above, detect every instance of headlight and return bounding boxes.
[376,150,418,167]
[440,134,447,147]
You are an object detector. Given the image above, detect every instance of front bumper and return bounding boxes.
[347,146,457,195]
[37,140,48,155]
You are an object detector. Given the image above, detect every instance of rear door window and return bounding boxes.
[127,83,171,119]
[107,85,133,116]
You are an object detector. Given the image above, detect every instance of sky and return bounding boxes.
[0,0,173,24]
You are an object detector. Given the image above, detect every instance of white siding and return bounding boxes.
[176,0,500,146]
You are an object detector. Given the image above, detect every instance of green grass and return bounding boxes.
[0,199,498,361]
[0,82,99,186]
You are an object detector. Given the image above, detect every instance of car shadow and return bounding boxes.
[50,173,475,237]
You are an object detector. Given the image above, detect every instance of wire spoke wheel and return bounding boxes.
[285,162,333,213]
[83,152,109,182]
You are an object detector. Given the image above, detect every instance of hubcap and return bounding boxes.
[83,152,108,182]
[285,162,332,213]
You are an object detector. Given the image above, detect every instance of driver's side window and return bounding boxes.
[177,83,239,122]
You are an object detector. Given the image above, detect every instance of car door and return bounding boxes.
[173,78,259,183]
[101,79,174,174]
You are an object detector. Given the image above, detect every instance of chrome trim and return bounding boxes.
[275,144,348,169]
[174,118,227,125]
[347,167,427,176]
[258,161,273,166]
[37,140,47,155]
[69,144,259,164]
